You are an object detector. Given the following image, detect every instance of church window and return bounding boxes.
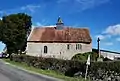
[44,46,48,53]
[76,44,82,50]
[67,44,70,50]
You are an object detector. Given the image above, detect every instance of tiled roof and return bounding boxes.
[28,26,92,43]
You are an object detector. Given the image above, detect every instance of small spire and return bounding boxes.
[56,16,64,25]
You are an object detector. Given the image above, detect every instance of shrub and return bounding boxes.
[10,54,86,76]
[103,57,112,61]
[71,52,104,61]
[10,54,120,80]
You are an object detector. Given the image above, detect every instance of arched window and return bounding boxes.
[44,46,48,53]
[67,44,70,50]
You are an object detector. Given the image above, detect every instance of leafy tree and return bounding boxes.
[0,13,32,54]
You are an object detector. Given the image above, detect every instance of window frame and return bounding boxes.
[67,44,70,50]
[76,44,82,50]
[44,46,48,53]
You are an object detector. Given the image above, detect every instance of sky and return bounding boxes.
[0,0,120,52]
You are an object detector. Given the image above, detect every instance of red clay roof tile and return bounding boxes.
[28,26,92,43]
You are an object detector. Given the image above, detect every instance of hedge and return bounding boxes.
[71,52,104,61]
[10,54,120,80]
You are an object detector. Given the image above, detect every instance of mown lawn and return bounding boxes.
[3,59,91,81]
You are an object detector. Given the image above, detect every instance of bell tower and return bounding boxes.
[56,16,64,30]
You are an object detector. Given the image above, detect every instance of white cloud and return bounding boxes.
[103,42,113,46]
[32,21,47,28]
[95,24,120,47]
[0,11,4,14]
[32,19,50,28]
[0,17,2,20]
[72,24,79,27]
[116,38,120,42]
[32,22,42,28]
[75,0,110,10]
[95,35,105,40]
[21,5,41,13]
[32,25,34,27]
[57,0,68,3]
[103,24,120,36]
[44,25,56,27]
[0,42,6,51]
[32,22,56,28]
[0,4,41,15]
[95,34,111,40]
[57,0,110,12]
[36,22,42,26]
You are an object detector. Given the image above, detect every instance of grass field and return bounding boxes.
[3,59,91,81]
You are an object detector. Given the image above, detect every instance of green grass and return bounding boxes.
[3,59,91,81]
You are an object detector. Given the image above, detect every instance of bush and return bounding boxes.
[10,54,120,80]
[103,57,112,61]
[71,52,104,61]
[10,54,86,76]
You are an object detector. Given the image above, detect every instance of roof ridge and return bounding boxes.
[33,26,89,29]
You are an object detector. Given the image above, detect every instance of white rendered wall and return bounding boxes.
[26,42,92,60]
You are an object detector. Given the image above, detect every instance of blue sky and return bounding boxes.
[0,0,120,52]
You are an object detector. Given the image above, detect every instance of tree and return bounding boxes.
[0,13,32,54]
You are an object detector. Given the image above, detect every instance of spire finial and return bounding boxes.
[56,16,64,25]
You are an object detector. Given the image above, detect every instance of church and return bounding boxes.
[26,17,92,60]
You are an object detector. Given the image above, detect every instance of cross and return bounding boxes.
[97,37,100,58]
[97,37,100,42]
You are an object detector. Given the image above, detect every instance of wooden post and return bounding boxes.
[85,55,90,80]
[85,65,88,80]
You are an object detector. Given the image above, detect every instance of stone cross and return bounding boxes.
[97,37,100,58]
